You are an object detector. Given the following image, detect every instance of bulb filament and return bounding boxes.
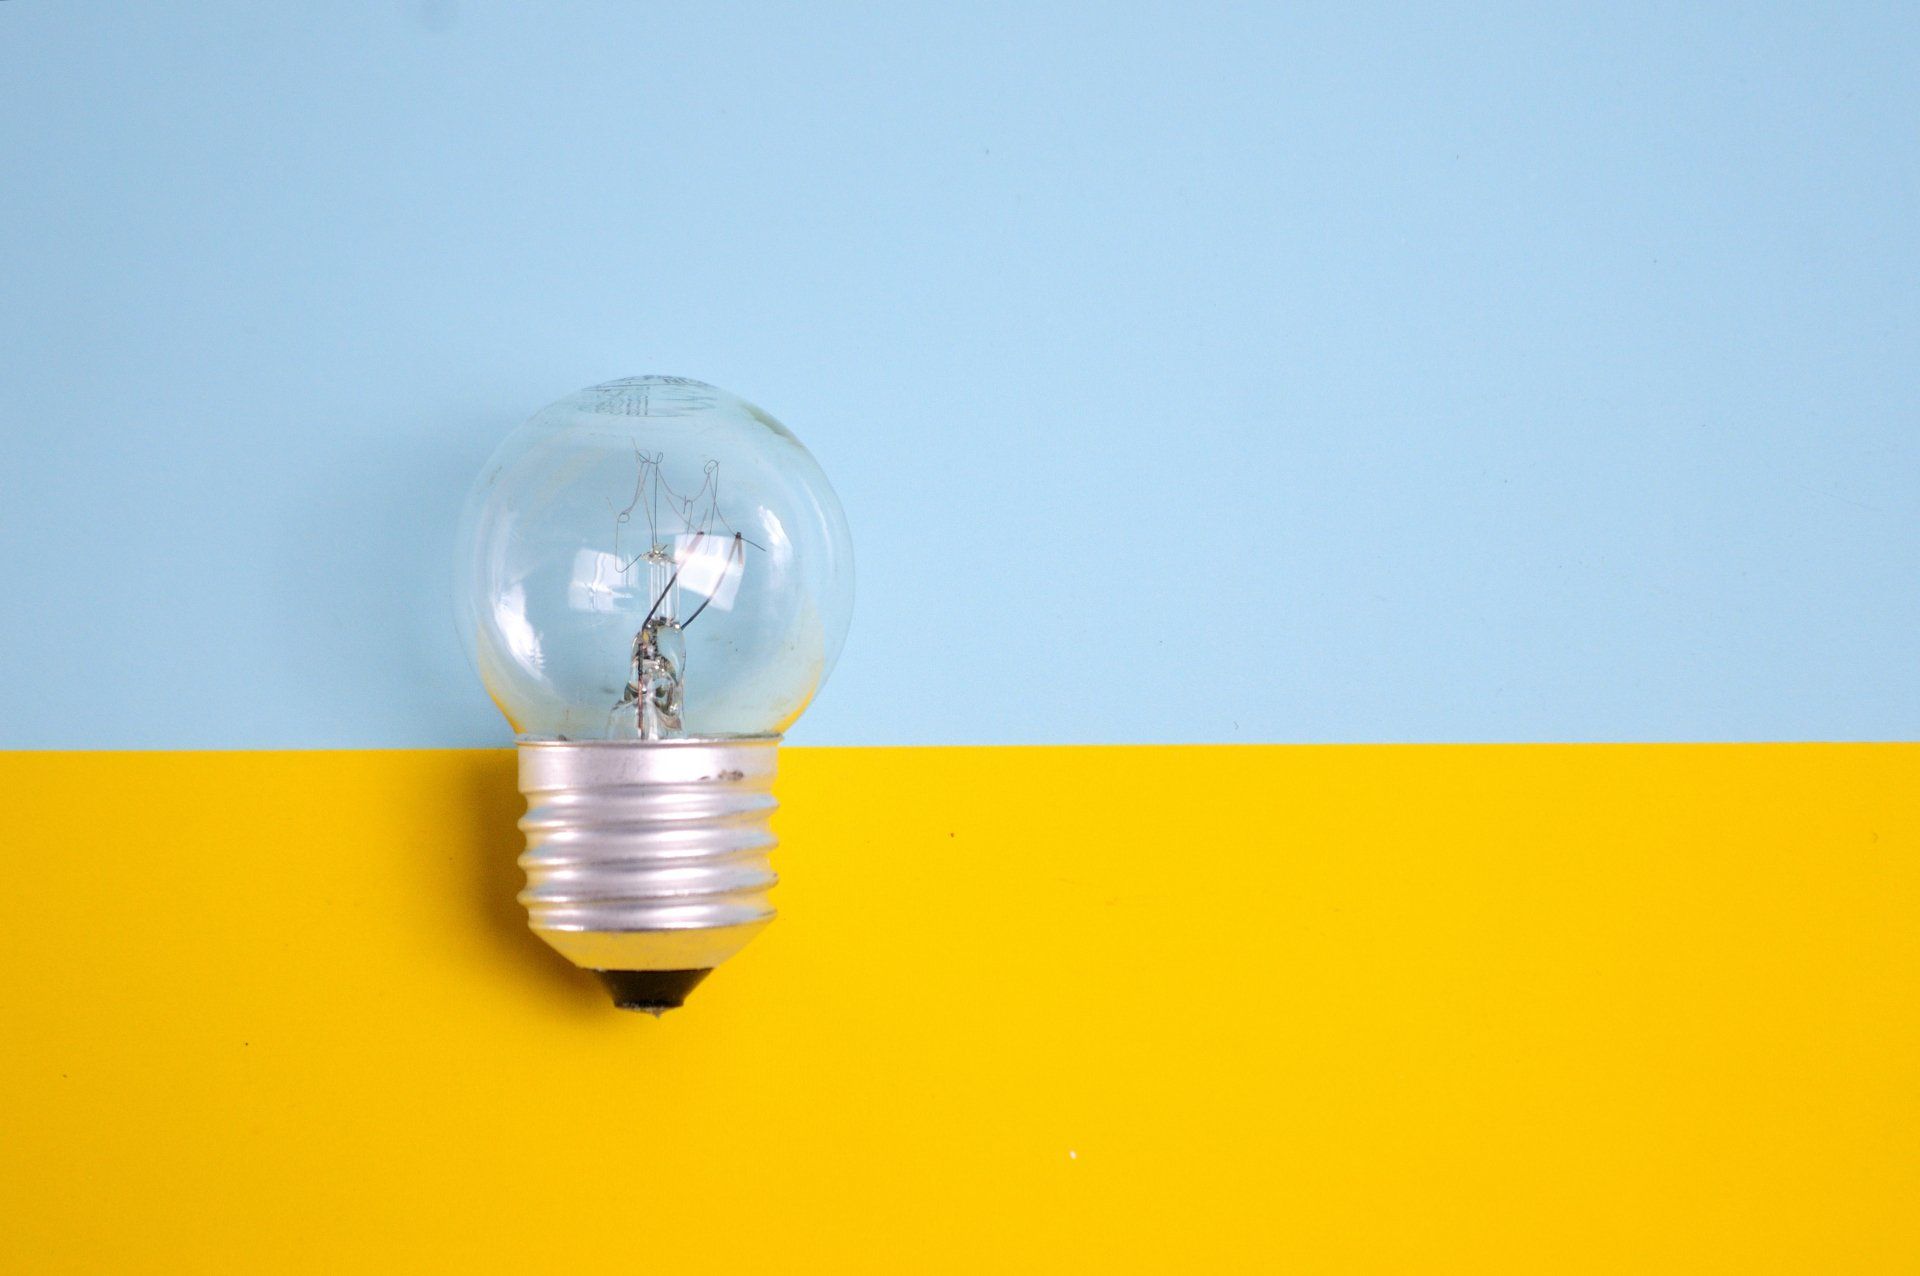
[606,451,762,738]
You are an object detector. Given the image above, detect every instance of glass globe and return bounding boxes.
[457,376,854,741]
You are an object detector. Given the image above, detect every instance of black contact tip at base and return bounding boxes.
[592,969,714,1014]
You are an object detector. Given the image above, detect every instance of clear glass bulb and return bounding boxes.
[457,377,853,741]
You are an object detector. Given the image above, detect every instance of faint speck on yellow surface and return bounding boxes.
[0,744,1915,1272]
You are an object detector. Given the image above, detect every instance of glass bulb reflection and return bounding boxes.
[457,377,853,740]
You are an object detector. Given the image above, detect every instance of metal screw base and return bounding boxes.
[517,737,780,1010]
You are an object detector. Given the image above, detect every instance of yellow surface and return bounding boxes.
[2,744,1916,1273]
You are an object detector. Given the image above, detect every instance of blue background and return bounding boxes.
[3,2,1915,748]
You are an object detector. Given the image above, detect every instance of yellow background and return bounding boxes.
[3,745,1915,1272]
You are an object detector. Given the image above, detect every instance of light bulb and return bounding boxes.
[457,376,853,1011]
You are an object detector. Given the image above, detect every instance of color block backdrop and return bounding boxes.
[2,1,1916,749]
[2,4,1917,1273]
